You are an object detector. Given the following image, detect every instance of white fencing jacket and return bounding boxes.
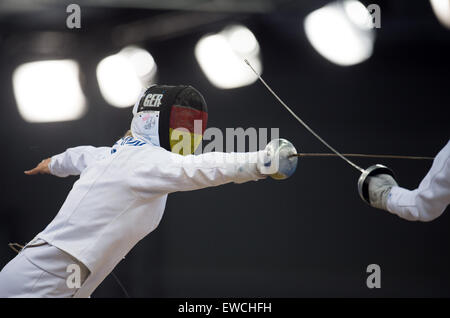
[37,136,265,297]
[387,140,450,222]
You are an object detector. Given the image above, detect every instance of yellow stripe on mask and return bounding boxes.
[169,128,203,155]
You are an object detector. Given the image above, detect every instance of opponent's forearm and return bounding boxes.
[387,181,450,222]
[386,141,450,222]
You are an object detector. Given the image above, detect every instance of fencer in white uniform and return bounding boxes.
[366,140,450,221]
[0,85,298,297]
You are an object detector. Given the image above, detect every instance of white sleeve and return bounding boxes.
[131,150,266,196]
[49,146,111,177]
[386,140,450,222]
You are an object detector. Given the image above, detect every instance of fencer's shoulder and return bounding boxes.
[140,143,172,157]
[111,136,174,159]
[113,136,147,147]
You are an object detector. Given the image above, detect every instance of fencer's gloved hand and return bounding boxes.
[367,174,398,210]
[257,138,298,180]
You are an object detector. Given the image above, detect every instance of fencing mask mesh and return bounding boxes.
[131,85,208,155]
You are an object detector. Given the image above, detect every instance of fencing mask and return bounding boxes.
[131,85,208,155]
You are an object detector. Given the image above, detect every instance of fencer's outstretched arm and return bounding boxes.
[131,150,265,196]
[48,146,111,177]
[386,140,450,221]
[131,139,298,196]
[368,140,450,222]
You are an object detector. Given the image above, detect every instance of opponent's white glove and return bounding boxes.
[367,174,398,210]
[257,138,298,180]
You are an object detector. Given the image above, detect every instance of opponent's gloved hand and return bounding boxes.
[367,174,398,210]
[257,138,298,180]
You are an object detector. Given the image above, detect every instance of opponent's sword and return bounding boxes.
[244,59,434,204]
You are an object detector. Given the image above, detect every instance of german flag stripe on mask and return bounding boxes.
[133,85,208,155]
[169,105,208,155]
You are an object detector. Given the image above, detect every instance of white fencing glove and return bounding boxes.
[367,174,398,210]
[257,138,298,180]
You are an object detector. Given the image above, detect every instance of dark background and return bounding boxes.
[0,0,449,297]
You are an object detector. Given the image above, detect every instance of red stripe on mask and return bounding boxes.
[169,105,208,134]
